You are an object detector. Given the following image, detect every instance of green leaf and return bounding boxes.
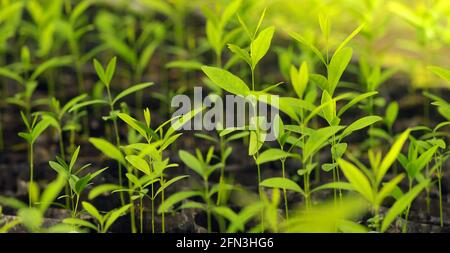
[18,208,43,232]
[63,218,97,231]
[327,47,352,95]
[381,180,428,232]
[291,62,309,99]
[338,91,378,117]
[126,155,151,176]
[341,116,382,139]
[30,56,73,81]
[334,23,365,55]
[311,182,354,193]
[74,175,91,195]
[89,137,125,165]
[165,60,203,70]
[310,74,328,93]
[88,184,121,200]
[93,59,106,86]
[376,174,405,206]
[250,26,275,69]
[303,126,345,161]
[104,204,131,232]
[428,66,450,83]
[376,129,410,183]
[289,31,326,65]
[155,175,189,197]
[385,102,399,130]
[69,146,80,172]
[68,99,108,112]
[321,90,335,125]
[408,145,438,178]
[105,57,117,85]
[31,119,50,144]
[39,173,66,213]
[0,67,24,83]
[248,130,265,156]
[256,148,293,165]
[338,159,373,202]
[260,177,304,195]
[158,191,202,214]
[117,113,148,139]
[112,82,154,105]
[0,196,27,209]
[201,66,250,96]
[228,44,251,66]
[179,150,203,177]
[82,201,102,223]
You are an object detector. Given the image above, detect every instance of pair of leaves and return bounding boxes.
[93,57,116,87]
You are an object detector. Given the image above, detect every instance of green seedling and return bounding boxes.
[90,57,153,207]
[0,173,76,233]
[0,46,72,118]
[18,112,51,207]
[338,129,431,232]
[48,146,107,217]
[397,132,442,230]
[63,201,131,233]
[176,147,225,232]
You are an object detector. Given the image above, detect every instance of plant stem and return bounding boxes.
[204,177,212,233]
[217,135,225,206]
[59,131,71,209]
[73,195,80,217]
[161,186,165,233]
[255,155,264,231]
[402,180,413,233]
[281,159,289,220]
[128,179,136,233]
[28,144,34,207]
[151,187,155,233]
[438,173,443,227]
[140,197,144,233]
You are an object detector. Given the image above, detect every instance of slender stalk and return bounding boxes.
[161,185,165,233]
[204,176,212,233]
[140,196,144,233]
[217,135,226,205]
[72,195,80,218]
[59,131,71,209]
[106,87,125,206]
[151,186,155,233]
[402,180,413,233]
[28,144,34,207]
[128,178,136,233]
[281,159,289,220]
[437,155,444,227]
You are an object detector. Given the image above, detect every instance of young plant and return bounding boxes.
[1,47,72,118]
[0,173,76,233]
[176,147,224,232]
[338,129,430,232]
[397,132,441,230]
[117,108,198,233]
[91,57,153,206]
[18,113,51,207]
[48,146,108,217]
[202,9,277,230]
[95,11,165,109]
[63,201,131,233]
